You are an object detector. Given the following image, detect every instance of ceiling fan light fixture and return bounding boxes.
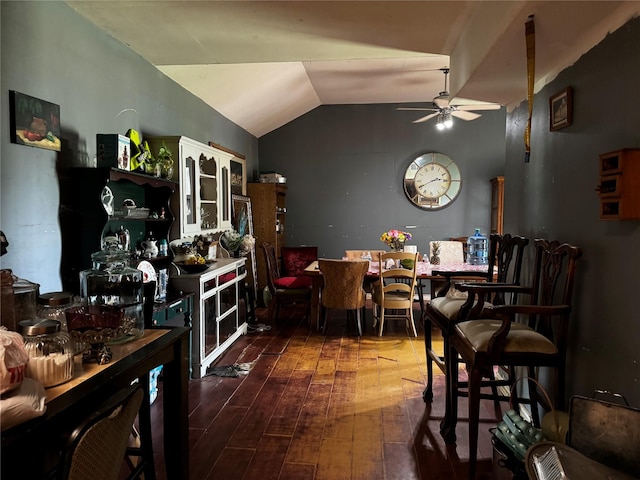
[435,115,446,130]
[444,113,453,128]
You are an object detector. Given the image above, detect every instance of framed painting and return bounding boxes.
[232,194,258,301]
[209,141,246,195]
[549,86,573,131]
[9,91,61,151]
[230,157,246,195]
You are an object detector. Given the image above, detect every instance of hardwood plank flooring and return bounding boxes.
[149,305,507,479]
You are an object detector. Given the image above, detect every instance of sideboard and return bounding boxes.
[170,257,247,378]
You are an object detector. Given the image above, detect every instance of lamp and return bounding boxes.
[443,113,453,128]
[435,111,453,130]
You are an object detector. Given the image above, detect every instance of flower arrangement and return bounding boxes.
[221,229,255,255]
[380,229,412,251]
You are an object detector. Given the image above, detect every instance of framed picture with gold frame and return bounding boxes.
[230,157,246,196]
[209,141,247,195]
[549,86,573,131]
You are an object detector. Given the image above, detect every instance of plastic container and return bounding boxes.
[467,229,488,265]
[20,319,74,388]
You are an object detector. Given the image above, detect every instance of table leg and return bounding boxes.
[162,331,190,478]
[310,275,323,330]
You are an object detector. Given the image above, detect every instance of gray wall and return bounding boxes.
[260,17,640,407]
[259,104,506,258]
[1,1,258,292]
[2,1,639,407]
[504,17,640,406]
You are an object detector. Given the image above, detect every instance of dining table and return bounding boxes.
[303,259,490,331]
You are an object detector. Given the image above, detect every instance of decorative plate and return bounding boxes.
[136,260,157,283]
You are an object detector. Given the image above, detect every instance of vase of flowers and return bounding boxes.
[220,229,255,257]
[380,229,412,251]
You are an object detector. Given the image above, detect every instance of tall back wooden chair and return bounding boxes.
[371,251,419,336]
[318,259,369,336]
[423,234,529,406]
[261,242,312,323]
[450,238,582,479]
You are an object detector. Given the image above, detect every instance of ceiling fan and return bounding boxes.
[399,68,501,128]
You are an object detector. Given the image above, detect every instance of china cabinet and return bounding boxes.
[490,176,504,234]
[59,168,176,293]
[146,136,233,238]
[247,183,287,295]
[597,148,640,220]
[170,258,247,378]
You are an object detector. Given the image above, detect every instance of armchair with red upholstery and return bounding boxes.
[281,246,318,279]
[261,243,314,323]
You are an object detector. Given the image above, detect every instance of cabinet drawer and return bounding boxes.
[597,174,622,197]
[166,297,189,320]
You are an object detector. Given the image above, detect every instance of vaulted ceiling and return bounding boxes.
[66,1,640,137]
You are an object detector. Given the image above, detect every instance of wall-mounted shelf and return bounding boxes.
[59,168,176,292]
[597,149,640,220]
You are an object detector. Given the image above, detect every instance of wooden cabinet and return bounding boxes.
[490,176,504,234]
[597,148,640,220]
[247,183,287,294]
[170,258,246,378]
[59,168,176,293]
[146,136,233,238]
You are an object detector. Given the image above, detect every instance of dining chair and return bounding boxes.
[261,242,312,323]
[371,251,419,336]
[318,259,369,335]
[58,385,145,480]
[344,250,385,296]
[281,246,318,277]
[344,250,386,262]
[449,238,582,479]
[428,240,465,298]
[423,234,529,404]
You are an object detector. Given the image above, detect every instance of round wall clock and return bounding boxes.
[403,152,462,210]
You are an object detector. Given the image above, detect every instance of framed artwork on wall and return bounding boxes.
[9,90,61,151]
[209,141,246,195]
[230,157,246,196]
[549,86,573,131]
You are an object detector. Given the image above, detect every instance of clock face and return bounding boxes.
[403,153,461,210]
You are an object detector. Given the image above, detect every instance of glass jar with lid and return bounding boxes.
[67,249,144,364]
[19,319,75,387]
[37,292,85,354]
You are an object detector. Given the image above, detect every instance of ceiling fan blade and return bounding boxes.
[455,104,502,111]
[451,110,481,121]
[397,107,439,112]
[413,112,440,123]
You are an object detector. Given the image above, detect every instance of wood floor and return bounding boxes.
[149,305,507,480]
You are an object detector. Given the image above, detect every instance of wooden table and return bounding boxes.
[1,327,190,479]
[303,260,489,331]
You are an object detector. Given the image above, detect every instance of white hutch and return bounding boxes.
[147,136,247,378]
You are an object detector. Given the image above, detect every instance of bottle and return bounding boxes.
[467,229,488,265]
[158,238,168,257]
[116,225,130,251]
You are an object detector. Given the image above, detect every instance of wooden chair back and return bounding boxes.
[344,250,386,262]
[318,259,368,311]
